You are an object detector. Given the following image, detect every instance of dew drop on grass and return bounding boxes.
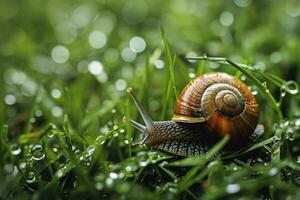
[113,125,118,130]
[269,167,278,176]
[226,183,240,194]
[109,172,118,179]
[139,160,149,167]
[252,90,258,96]
[19,162,26,169]
[52,147,58,153]
[297,156,300,163]
[240,75,246,81]
[86,145,95,156]
[159,161,168,167]
[10,144,21,155]
[71,145,77,151]
[47,131,55,138]
[105,177,114,187]
[188,72,196,78]
[154,59,165,69]
[125,165,134,172]
[285,81,299,95]
[254,124,264,136]
[113,132,119,137]
[295,118,300,127]
[31,144,45,161]
[26,172,36,183]
[95,182,104,190]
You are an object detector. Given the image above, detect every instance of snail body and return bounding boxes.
[128,72,260,156]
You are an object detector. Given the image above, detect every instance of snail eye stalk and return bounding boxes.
[127,87,154,129]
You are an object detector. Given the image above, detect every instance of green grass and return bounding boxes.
[2,41,300,199]
[2,0,300,199]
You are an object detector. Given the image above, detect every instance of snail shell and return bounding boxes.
[172,72,259,143]
[128,72,260,156]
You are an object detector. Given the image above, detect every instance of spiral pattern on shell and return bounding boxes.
[172,72,259,141]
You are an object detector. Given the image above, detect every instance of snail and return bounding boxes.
[127,72,260,156]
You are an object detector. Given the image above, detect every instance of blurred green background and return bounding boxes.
[1,0,300,199]
[1,0,300,132]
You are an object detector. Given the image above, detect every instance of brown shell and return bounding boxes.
[172,72,259,141]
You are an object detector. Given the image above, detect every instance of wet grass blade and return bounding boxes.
[177,135,229,191]
[161,27,178,99]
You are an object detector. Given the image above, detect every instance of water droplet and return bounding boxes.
[99,126,109,134]
[129,36,146,53]
[159,161,168,167]
[125,165,135,172]
[113,132,119,137]
[234,0,251,7]
[220,11,234,26]
[154,59,165,69]
[240,75,246,81]
[35,109,43,117]
[284,121,290,126]
[226,183,240,194]
[51,45,70,64]
[19,162,26,169]
[10,144,21,155]
[80,155,92,166]
[118,172,125,179]
[295,118,300,126]
[95,182,103,190]
[270,51,282,63]
[88,60,104,75]
[254,124,264,136]
[26,171,36,183]
[285,81,299,95]
[252,90,258,96]
[254,61,266,71]
[51,106,63,117]
[297,156,300,163]
[109,172,118,179]
[139,160,149,167]
[269,167,278,176]
[5,94,16,105]
[89,31,107,49]
[31,144,45,161]
[75,149,80,154]
[106,178,113,186]
[86,145,95,156]
[188,72,196,78]
[71,145,76,151]
[121,47,136,62]
[51,89,62,99]
[115,79,127,91]
[186,51,198,63]
[56,169,64,178]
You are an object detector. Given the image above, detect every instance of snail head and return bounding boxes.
[127,87,154,145]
